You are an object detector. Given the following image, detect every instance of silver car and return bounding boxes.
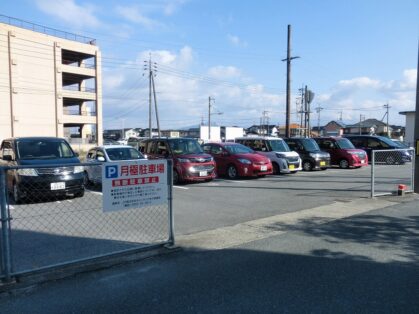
[84,145,146,185]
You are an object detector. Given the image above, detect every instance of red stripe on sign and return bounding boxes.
[112,176,160,187]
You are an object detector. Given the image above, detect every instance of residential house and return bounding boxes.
[399,111,415,146]
[343,119,391,136]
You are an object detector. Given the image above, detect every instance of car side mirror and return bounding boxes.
[222,151,229,156]
[97,156,106,162]
[2,155,12,161]
[74,152,79,157]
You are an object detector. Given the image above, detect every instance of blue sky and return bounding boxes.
[1,0,418,130]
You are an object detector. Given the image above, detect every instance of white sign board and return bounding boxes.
[102,160,168,213]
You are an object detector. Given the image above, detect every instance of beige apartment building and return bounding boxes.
[0,16,102,151]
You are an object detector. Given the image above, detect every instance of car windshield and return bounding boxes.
[224,144,254,154]
[267,139,290,152]
[106,147,144,161]
[378,136,397,147]
[301,139,320,151]
[392,140,408,148]
[336,138,355,149]
[16,140,75,159]
[169,139,203,155]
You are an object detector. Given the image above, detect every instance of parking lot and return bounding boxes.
[5,162,414,275]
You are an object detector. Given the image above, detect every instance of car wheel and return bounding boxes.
[173,170,180,185]
[385,155,396,165]
[227,165,238,179]
[83,171,91,187]
[339,159,349,169]
[272,163,280,175]
[74,189,85,198]
[321,167,327,171]
[302,161,313,171]
[12,182,22,204]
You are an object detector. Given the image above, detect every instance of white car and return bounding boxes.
[235,136,302,174]
[84,145,146,185]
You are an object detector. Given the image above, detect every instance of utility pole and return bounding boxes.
[208,96,215,140]
[383,103,391,137]
[339,111,343,121]
[316,105,324,136]
[298,86,305,137]
[144,56,160,138]
[282,25,300,138]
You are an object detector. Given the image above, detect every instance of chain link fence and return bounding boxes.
[371,149,415,197]
[0,161,173,282]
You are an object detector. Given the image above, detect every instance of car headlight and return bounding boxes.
[178,158,191,163]
[238,158,252,164]
[17,168,38,176]
[309,153,320,159]
[348,151,358,155]
[275,153,286,158]
[74,166,84,173]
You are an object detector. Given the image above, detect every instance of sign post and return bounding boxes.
[102,160,168,212]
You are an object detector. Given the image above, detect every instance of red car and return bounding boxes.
[202,142,273,179]
[314,137,368,169]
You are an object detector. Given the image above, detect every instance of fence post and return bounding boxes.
[167,159,175,246]
[371,151,375,198]
[0,167,13,282]
[412,150,415,192]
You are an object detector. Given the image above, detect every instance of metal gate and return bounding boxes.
[371,149,415,197]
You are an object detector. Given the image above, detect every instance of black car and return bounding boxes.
[343,135,411,164]
[284,138,331,171]
[0,137,85,203]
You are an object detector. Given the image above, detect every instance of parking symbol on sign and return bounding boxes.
[105,165,118,178]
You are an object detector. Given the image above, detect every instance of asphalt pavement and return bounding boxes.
[1,194,418,313]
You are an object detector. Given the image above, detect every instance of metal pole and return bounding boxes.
[285,25,291,138]
[208,96,211,140]
[412,152,415,192]
[0,167,13,281]
[414,43,419,193]
[148,58,152,139]
[167,160,175,245]
[371,151,375,198]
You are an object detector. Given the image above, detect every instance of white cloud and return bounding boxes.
[317,69,416,125]
[400,69,417,89]
[102,47,285,129]
[208,66,241,79]
[116,5,161,29]
[227,34,248,47]
[35,0,100,28]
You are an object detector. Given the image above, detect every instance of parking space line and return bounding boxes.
[222,180,247,184]
[88,191,103,195]
[174,186,189,190]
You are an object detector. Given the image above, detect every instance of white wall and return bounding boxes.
[200,126,221,142]
[225,127,244,141]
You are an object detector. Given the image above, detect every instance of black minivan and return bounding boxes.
[284,137,331,171]
[0,137,85,203]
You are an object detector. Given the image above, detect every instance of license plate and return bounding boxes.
[289,165,295,170]
[320,161,326,166]
[199,171,207,177]
[260,165,267,171]
[51,182,65,190]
